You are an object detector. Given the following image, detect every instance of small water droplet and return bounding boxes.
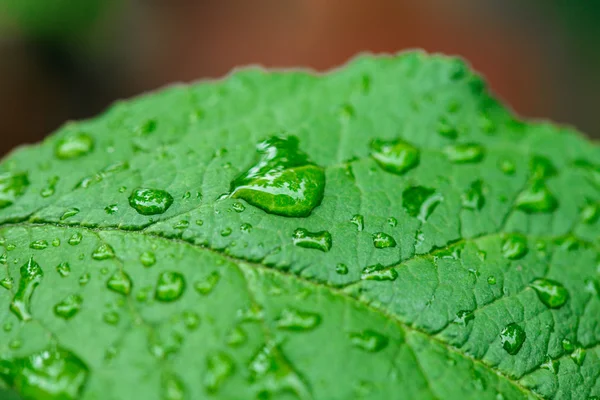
[581,202,600,224]
[52,238,60,247]
[530,156,557,180]
[0,253,6,264]
[454,310,474,325]
[0,172,29,209]
[335,263,349,275]
[500,323,526,355]
[444,143,485,164]
[228,136,325,217]
[501,234,528,260]
[79,273,90,286]
[54,294,83,320]
[571,347,586,366]
[275,308,321,331]
[194,271,220,295]
[60,208,80,221]
[402,186,442,222]
[29,240,48,250]
[10,258,43,321]
[240,223,252,233]
[204,352,235,393]
[68,233,82,246]
[462,180,485,210]
[103,311,120,325]
[105,204,118,215]
[561,338,575,353]
[387,217,397,227]
[370,138,420,175]
[173,220,189,230]
[220,227,232,237]
[372,232,396,249]
[55,132,94,159]
[140,251,156,267]
[350,214,364,231]
[499,159,516,175]
[182,310,200,331]
[487,276,497,285]
[6,243,16,251]
[56,262,71,277]
[232,202,246,213]
[540,355,559,374]
[106,271,132,295]
[0,277,13,290]
[162,373,186,400]
[436,117,458,139]
[349,330,389,352]
[292,228,332,252]
[129,188,174,216]
[515,181,558,213]
[226,326,247,347]
[92,243,116,260]
[361,264,398,281]
[530,279,569,309]
[155,272,186,302]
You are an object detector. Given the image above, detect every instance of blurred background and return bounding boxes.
[0,0,598,155]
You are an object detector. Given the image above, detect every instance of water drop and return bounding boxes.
[462,180,485,210]
[370,138,420,175]
[162,373,186,400]
[55,132,94,160]
[349,330,389,352]
[220,227,232,237]
[106,271,132,295]
[56,262,71,277]
[54,294,83,320]
[173,220,189,230]
[52,238,60,247]
[499,159,516,175]
[350,214,364,231]
[276,308,321,331]
[335,263,348,275]
[182,311,200,331]
[29,240,48,250]
[0,253,6,264]
[444,143,484,163]
[226,326,247,347]
[228,136,325,217]
[387,217,397,227]
[436,117,458,139]
[530,156,557,180]
[155,272,186,302]
[79,273,90,286]
[60,208,80,221]
[140,251,156,267]
[561,338,575,353]
[129,188,174,216]
[10,258,43,321]
[487,276,497,285]
[0,172,29,209]
[232,202,246,213]
[103,311,120,325]
[500,323,526,355]
[240,223,252,233]
[581,202,600,224]
[292,228,332,252]
[501,234,528,260]
[571,347,586,366]
[372,232,396,249]
[0,346,89,399]
[361,264,398,281]
[454,310,474,325]
[402,186,442,222]
[530,279,569,309]
[194,271,220,295]
[540,355,559,374]
[68,233,82,246]
[204,352,235,393]
[0,277,13,290]
[515,181,558,213]
[92,243,115,260]
[105,204,118,215]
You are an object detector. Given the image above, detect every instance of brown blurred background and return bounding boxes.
[0,0,599,155]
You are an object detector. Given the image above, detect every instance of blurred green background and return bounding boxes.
[0,0,599,155]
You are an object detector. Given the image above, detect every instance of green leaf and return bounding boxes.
[0,52,598,400]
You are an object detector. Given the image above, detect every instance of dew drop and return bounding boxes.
[29,240,48,250]
[487,276,497,285]
[350,214,364,231]
[60,208,80,221]
[561,338,575,353]
[240,223,252,233]
[173,220,189,230]
[0,346,89,399]
[402,186,442,222]
[204,352,235,393]
[54,294,83,320]
[56,262,71,277]
[0,172,29,209]
[194,271,220,295]
[500,323,526,355]
[129,188,174,216]
[571,347,586,366]
[530,279,569,309]
[372,232,396,249]
[292,228,332,252]
[370,138,420,175]
[387,217,398,227]
[228,136,325,217]
[92,243,116,260]
[78,273,90,286]
[103,311,120,325]
[105,204,118,215]
[515,181,558,213]
[502,234,528,260]
[462,180,485,210]
[361,264,398,281]
[349,330,389,352]
[226,326,248,347]
[275,308,321,331]
[436,117,458,139]
[52,238,60,247]
[540,355,559,374]
[10,258,43,321]
[454,310,474,325]
[232,202,246,213]
[106,271,132,295]
[55,132,94,160]
[530,156,557,180]
[581,202,600,224]
[182,311,200,331]
[220,227,232,237]
[499,159,516,175]
[155,272,186,302]
[140,251,156,267]
[444,143,484,163]
[68,233,82,246]
[335,263,349,275]
[162,373,186,400]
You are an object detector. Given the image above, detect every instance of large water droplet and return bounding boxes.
[140,251,156,267]
[570,347,586,366]
[370,138,420,175]
[155,272,186,302]
[372,232,396,249]
[204,352,235,393]
[402,186,442,222]
[56,262,71,277]
[129,188,174,216]
[106,271,132,295]
[276,308,321,331]
[292,228,332,252]
[55,133,94,160]
[500,323,526,355]
[349,330,389,352]
[0,277,13,290]
[0,172,29,209]
[29,240,48,250]
[92,243,115,260]
[444,143,484,163]
[350,214,364,231]
[194,271,220,295]
[530,279,569,309]
[10,258,43,321]
[68,233,82,246]
[515,181,558,213]
[462,180,485,210]
[228,136,325,217]
[361,264,398,281]
[335,263,349,275]
[54,294,83,320]
[502,234,528,260]
[0,346,89,399]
